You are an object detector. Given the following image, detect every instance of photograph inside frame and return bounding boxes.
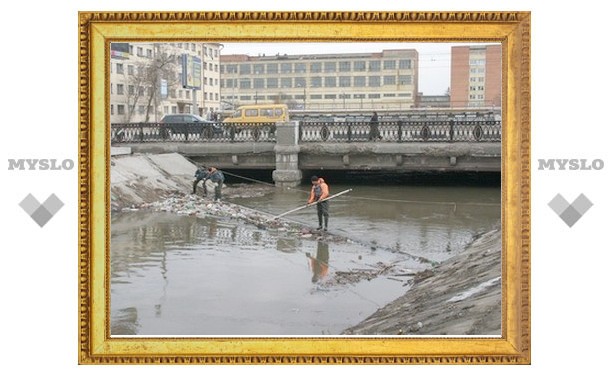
[108,41,502,337]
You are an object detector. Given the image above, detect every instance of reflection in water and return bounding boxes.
[111,184,500,335]
[306,241,330,283]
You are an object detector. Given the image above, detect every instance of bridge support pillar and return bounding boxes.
[272,121,302,188]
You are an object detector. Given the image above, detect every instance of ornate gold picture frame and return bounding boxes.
[78,11,530,364]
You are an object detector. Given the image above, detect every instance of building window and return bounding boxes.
[209,78,213,86]
[110,105,114,115]
[240,96,252,101]
[383,60,396,70]
[324,77,336,87]
[311,76,322,88]
[116,84,124,95]
[138,105,145,114]
[368,76,380,87]
[116,63,124,74]
[281,77,292,88]
[353,76,366,87]
[240,79,251,89]
[128,85,135,95]
[191,43,196,51]
[267,63,278,74]
[267,78,278,88]
[368,61,381,72]
[383,93,396,97]
[310,62,321,73]
[399,59,412,69]
[220,66,225,74]
[354,61,366,71]
[324,94,337,99]
[339,76,351,87]
[353,94,365,99]
[178,89,183,98]
[172,106,177,113]
[215,93,219,100]
[324,62,336,73]
[137,47,143,57]
[110,83,114,94]
[294,77,306,88]
[117,105,125,115]
[128,65,134,75]
[397,93,412,97]
[295,63,306,73]
[186,91,191,99]
[164,106,169,114]
[281,63,292,74]
[226,64,237,74]
[129,45,134,55]
[254,78,265,89]
[383,76,396,85]
[310,94,322,99]
[398,75,412,85]
[146,49,152,58]
[339,61,351,72]
[253,64,265,74]
[368,94,381,99]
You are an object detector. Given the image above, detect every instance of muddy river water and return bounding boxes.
[110,182,500,336]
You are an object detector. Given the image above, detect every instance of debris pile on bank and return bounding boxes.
[132,193,349,244]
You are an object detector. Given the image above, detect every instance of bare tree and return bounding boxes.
[126,45,181,122]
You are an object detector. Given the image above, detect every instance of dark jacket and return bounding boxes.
[205,168,225,183]
[195,167,207,180]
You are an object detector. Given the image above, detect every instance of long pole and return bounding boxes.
[271,189,352,220]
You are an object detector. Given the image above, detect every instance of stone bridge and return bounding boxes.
[112,121,501,187]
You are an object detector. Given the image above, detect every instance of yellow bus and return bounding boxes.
[222,104,290,124]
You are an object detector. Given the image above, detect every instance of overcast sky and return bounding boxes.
[220,42,495,96]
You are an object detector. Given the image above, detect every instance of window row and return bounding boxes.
[221,75,413,89]
[221,59,413,75]
[113,61,219,76]
[111,84,219,100]
[222,92,413,101]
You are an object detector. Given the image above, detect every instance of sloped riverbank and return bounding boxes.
[343,227,502,336]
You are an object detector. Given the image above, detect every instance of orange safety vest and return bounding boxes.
[308,178,329,204]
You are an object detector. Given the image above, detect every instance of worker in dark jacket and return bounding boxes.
[204,167,225,201]
[307,176,330,231]
[192,165,208,195]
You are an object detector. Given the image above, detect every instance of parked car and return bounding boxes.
[160,114,223,139]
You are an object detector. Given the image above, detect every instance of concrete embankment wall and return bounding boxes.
[111,152,196,211]
[343,227,502,336]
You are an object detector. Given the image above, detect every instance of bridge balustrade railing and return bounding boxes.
[110,120,501,144]
[298,119,501,143]
[110,122,277,143]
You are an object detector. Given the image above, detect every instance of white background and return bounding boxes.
[1,0,610,376]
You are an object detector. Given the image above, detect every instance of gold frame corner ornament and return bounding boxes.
[78,11,530,365]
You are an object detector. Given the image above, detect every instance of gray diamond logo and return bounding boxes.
[19,193,64,227]
[548,193,593,227]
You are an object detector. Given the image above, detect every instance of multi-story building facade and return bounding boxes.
[450,45,502,108]
[219,49,419,111]
[110,42,222,123]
